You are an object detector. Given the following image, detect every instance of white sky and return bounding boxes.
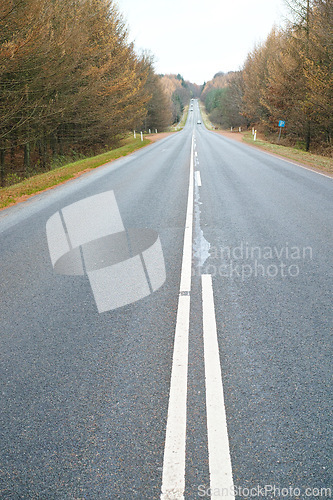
[116,0,288,84]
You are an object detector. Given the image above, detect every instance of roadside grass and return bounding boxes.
[242,131,333,175]
[199,102,215,131]
[178,105,189,129]
[199,101,332,175]
[168,105,189,132]
[0,135,151,209]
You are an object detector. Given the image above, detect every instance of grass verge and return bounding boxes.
[178,105,189,129]
[200,101,332,175]
[0,135,151,210]
[242,132,333,175]
[198,102,215,131]
[168,105,189,132]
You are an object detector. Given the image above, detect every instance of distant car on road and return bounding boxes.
[197,120,201,124]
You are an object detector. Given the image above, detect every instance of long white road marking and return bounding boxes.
[195,171,202,187]
[251,147,333,180]
[202,274,235,499]
[161,134,195,500]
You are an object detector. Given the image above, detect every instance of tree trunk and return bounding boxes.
[58,125,64,156]
[11,136,16,164]
[24,142,30,172]
[305,120,311,152]
[38,135,49,170]
[50,133,57,159]
[0,148,5,187]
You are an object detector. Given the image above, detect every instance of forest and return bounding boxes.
[201,0,332,155]
[0,0,182,187]
[1,0,331,188]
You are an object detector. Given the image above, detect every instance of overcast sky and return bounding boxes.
[116,0,288,84]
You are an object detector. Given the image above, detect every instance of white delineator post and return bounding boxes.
[134,130,136,138]
[254,130,257,141]
[141,131,143,141]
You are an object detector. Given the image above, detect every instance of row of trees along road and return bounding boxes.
[202,0,332,154]
[0,0,173,186]
[160,74,202,123]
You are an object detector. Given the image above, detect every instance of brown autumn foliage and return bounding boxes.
[136,54,172,132]
[160,74,193,123]
[0,0,170,186]
[201,72,237,102]
[202,0,332,154]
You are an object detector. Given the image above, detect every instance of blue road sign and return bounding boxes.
[278,120,285,128]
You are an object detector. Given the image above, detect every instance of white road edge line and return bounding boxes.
[161,134,195,500]
[195,171,202,187]
[213,130,332,180]
[201,274,235,499]
[254,147,333,180]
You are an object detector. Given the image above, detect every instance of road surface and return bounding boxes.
[1,102,332,499]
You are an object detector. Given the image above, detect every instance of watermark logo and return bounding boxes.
[46,190,166,312]
[199,242,313,280]
[198,484,332,498]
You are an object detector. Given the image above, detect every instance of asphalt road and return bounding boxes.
[0,102,332,499]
